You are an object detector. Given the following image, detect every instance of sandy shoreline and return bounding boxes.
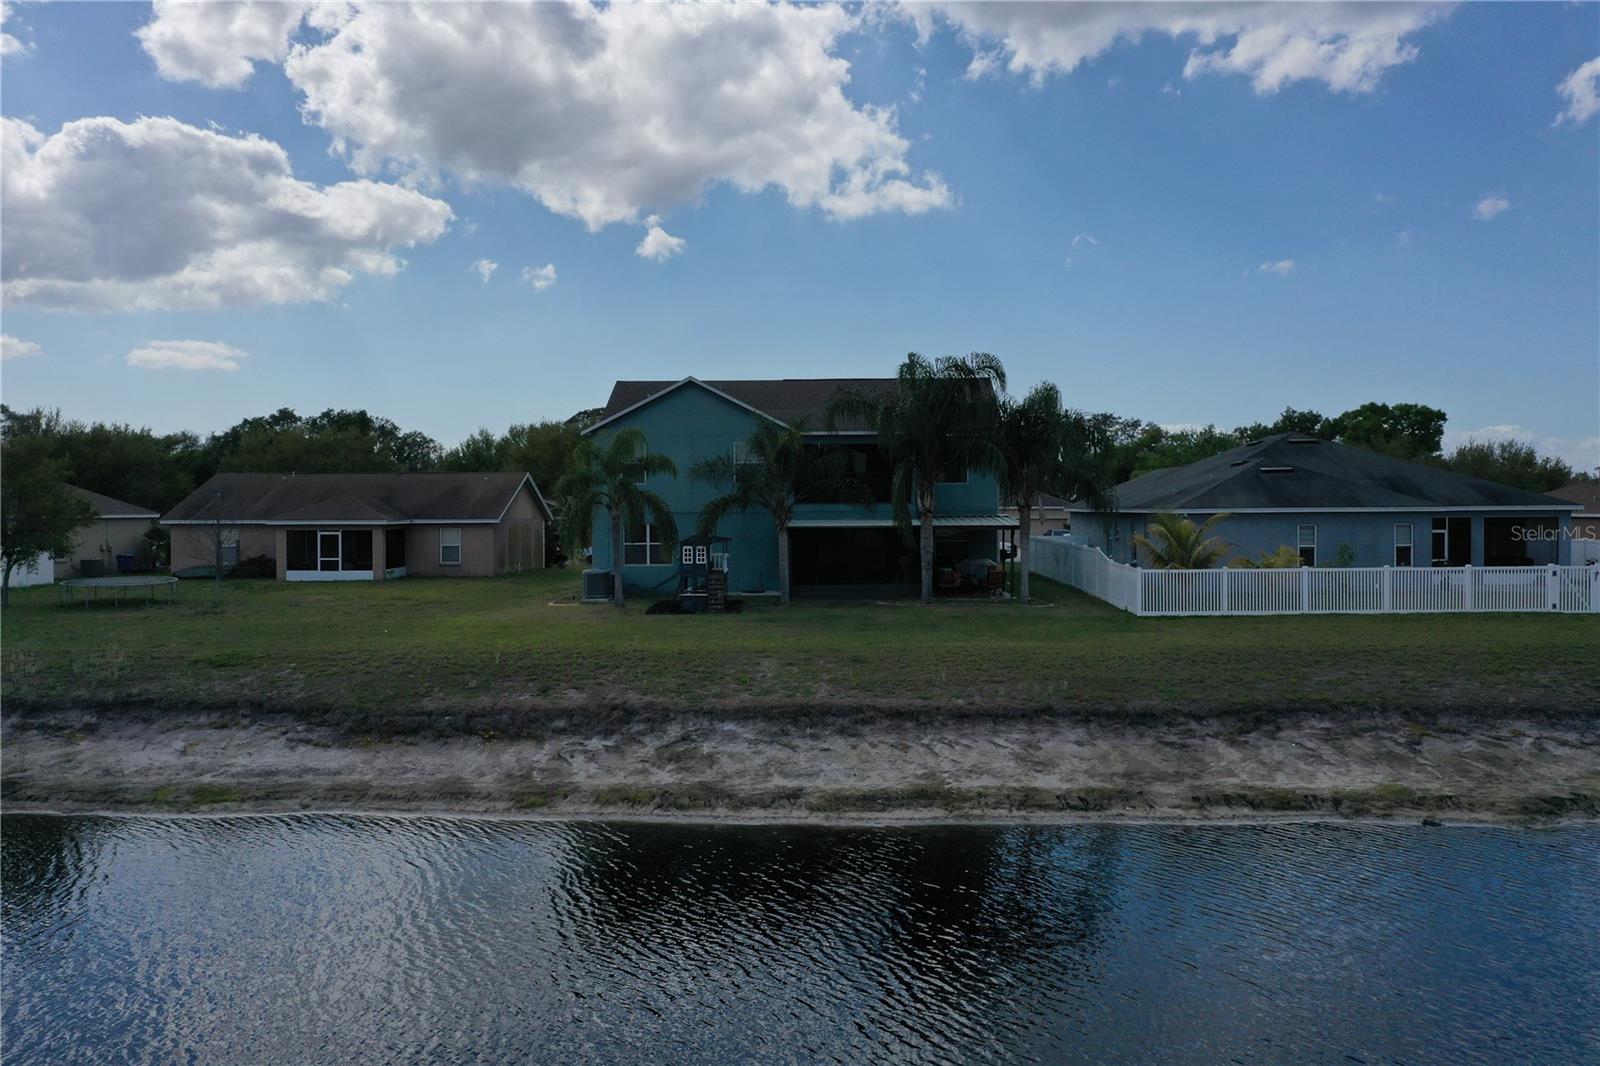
[4,705,1597,825]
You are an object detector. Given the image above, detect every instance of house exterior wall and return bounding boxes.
[586,383,1004,594]
[170,526,276,572]
[1076,510,1577,567]
[59,516,155,574]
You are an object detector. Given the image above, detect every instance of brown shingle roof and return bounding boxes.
[1547,482,1600,514]
[67,485,157,518]
[597,378,900,431]
[162,472,547,524]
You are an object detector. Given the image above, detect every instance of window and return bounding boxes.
[341,529,373,571]
[1431,517,1447,565]
[1297,524,1317,567]
[733,441,757,466]
[287,530,317,571]
[221,528,240,568]
[1394,523,1413,567]
[439,527,462,566]
[624,518,670,565]
[938,463,968,484]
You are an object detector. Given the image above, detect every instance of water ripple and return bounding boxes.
[3,817,1597,1065]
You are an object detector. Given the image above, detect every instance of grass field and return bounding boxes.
[3,569,1596,715]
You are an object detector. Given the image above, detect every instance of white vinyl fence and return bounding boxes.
[1029,537,1600,616]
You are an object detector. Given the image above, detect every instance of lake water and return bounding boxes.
[3,815,1597,1065]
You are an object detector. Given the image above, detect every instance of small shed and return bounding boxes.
[677,534,732,612]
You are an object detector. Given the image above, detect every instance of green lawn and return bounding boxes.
[3,570,1595,715]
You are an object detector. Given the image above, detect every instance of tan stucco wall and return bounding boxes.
[59,517,155,574]
[169,526,275,572]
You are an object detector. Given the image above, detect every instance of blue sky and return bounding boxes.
[1,2,1596,468]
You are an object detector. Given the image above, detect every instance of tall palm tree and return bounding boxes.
[829,353,1006,603]
[692,419,869,605]
[997,383,1073,606]
[1132,512,1232,570]
[554,428,677,607]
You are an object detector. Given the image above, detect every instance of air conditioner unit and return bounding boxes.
[581,568,612,603]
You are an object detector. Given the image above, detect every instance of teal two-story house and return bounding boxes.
[582,377,1015,597]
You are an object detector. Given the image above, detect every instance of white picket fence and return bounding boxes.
[1028,537,1600,616]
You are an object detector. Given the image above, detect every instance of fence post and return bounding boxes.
[1298,566,1309,613]
[1462,565,1473,611]
[1132,566,1143,616]
[1381,566,1391,613]
[1547,565,1558,611]
[1220,568,1230,614]
[1591,565,1600,613]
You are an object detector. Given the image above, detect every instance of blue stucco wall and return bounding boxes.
[587,382,1003,593]
[1076,510,1575,567]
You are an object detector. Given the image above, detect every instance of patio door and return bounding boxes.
[318,531,341,572]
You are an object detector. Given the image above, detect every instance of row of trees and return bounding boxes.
[1092,402,1584,491]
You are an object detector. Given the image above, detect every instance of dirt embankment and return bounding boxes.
[4,704,1597,824]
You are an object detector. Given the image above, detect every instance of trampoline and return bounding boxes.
[58,574,179,607]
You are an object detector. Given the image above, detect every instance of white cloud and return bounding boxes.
[1,334,41,360]
[471,258,498,283]
[922,2,1448,94]
[635,216,687,262]
[165,1,954,230]
[1396,228,1414,246]
[1,115,453,312]
[137,0,314,89]
[2,1,29,57]
[1374,191,1396,206]
[521,264,557,292]
[125,339,247,372]
[1442,424,1600,474]
[1071,232,1100,248]
[1555,56,1600,127]
[1256,259,1296,276]
[1472,194,1510,221]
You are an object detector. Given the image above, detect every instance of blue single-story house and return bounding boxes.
[582,377,1015,597]
[1069,434,1583,568]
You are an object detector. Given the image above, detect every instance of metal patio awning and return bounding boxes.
[789,514,1019,529]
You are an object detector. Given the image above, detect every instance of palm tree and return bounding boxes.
[997,383,1072,606]
[692,419,869,605]
[829,353,1006,603]
[554,428,677,607]
[1132,512,1232,570]
[1230,545,1301,569]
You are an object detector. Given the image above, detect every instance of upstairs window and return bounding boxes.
[732,441,758,467]
[1297,524,1317,567]
[1394,523,1413,567]
[1431,516,1448,565]
[440,527,462,566]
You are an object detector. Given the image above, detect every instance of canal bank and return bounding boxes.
[4,705,1596,823]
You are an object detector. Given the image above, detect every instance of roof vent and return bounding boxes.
[1287,437,1319,444]
[1229,459,1248,466]
[1259,465,1295,473]
[1245,439,1263,446]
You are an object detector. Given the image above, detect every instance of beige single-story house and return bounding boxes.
[56,486,160,576]
[162,472,551,581]
[1001,492,1072,535]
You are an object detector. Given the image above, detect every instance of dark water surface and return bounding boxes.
[3,815,1597,1065]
